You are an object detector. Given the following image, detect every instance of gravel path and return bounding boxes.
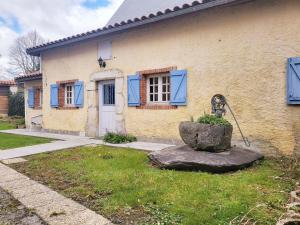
[0,187,46,225]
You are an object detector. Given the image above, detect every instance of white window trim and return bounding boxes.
[65,84,75,106]
[147,74,170,105]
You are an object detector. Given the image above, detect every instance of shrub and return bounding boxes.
[197,114,231,126]
[8,92,25,117]
[103,132,137,144]
[99,153,114,160]
[15,117,25,127]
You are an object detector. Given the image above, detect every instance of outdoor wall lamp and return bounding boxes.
[98,57,106,68]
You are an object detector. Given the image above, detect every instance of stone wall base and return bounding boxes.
[42,129,86,137]
[137,136,184,145]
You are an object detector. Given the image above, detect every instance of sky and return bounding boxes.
[0,0,124,79]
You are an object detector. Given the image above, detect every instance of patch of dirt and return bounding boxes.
[111,207,151,225]
[272,157,300,181]
[0,187,46,225]
[59,184,150,225]
[11,163,150,225]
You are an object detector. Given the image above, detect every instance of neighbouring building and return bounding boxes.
[15,72,43,129]
[0,80,16,116]
[17,0,300,156]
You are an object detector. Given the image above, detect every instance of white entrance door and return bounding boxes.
[99,80,116,136]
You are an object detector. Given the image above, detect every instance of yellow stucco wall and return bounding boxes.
[41,41,99,134]
[40,0,300,155]
[24,80,42,128]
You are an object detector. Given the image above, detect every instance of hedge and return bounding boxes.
[8,91,25,117]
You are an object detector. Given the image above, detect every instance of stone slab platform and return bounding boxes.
[149,145,264,173]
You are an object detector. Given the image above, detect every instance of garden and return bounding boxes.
[1,103,299,224]
[11,146,299,225]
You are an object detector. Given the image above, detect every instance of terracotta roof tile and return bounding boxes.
[15,72,42,82]
[0,80,16,86]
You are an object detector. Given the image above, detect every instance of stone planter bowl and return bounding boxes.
[179,121,233,152]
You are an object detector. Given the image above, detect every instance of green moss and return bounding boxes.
[197,114,231,126]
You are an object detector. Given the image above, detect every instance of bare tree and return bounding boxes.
[0,54,11,79]
[9,31,45,75]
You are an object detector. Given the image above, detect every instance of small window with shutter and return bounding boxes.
[98,40,112,60]
[65,84,74,106]
[170,70,187,106]
[147,74,170,104]
[127,69,187,108]
[28,88,35,108]
[50,80,84,109]
[50,84,59,108]
[287,57,300,104]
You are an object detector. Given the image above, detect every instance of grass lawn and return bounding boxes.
[0,133,53,150]
[0,116,52,149]
[11,146,299,225]
[0,116,25,130]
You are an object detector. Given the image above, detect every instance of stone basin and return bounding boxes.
[291,190,300,203]
[179,121,233,152]
[149,145,264,173]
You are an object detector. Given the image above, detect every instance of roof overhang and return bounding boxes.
[27,0,252,56]
[15,73,42,83]
[0,81,16,87]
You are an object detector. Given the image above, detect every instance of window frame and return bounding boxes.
[147,73,170,105]
[30,87,43,110]
[39,88,43,108]
[64,84,75,106]
[102,82,115,106]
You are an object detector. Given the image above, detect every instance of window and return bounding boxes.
[287,57,300,104]
[99,40,112,60]
[51,80,84,109]
[147,74,170,104]
[28,87,43,109]
[65,84,74,106]
[39,89,43,107]
[36,88,42,108]
[103,83,115,105]
[128,67,187,109]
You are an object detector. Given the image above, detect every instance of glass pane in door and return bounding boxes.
[103,83,115,105]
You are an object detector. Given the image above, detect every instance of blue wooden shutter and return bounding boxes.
[127,75,140,106]
[74,81,84,108]
[28,88,35,108]
[50,84,59,108]
[170,70,187,106]
[287,57,300,104]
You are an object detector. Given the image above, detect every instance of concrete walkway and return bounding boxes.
[1,129,91,141]
[0,162,113,225]
[0,129,174,160]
